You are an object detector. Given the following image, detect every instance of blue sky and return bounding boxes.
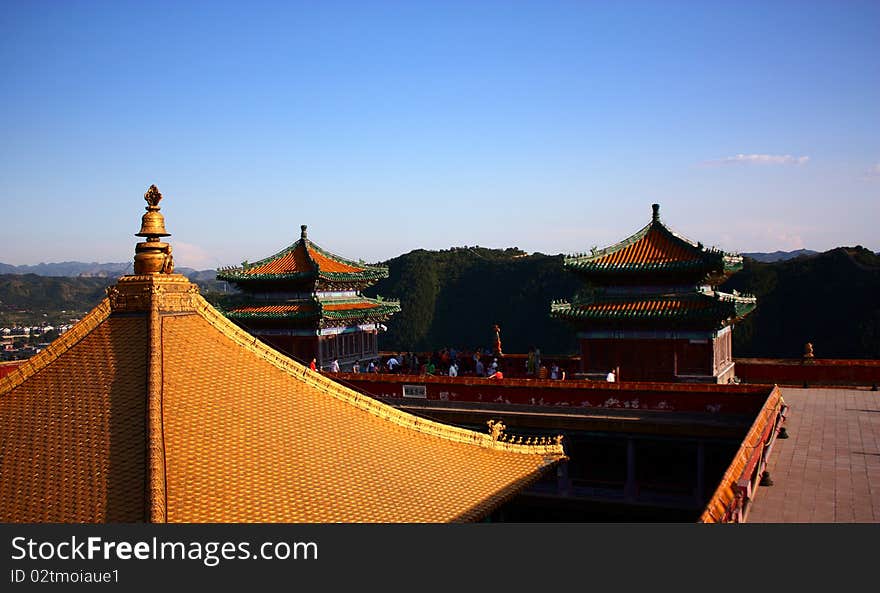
[2,1,878,268]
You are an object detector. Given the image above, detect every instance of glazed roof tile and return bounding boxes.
[550,291,756,326]
[217,226,388,285]
[225,296,400,322]
[0,302,148,522]
[565,204,742,280]
[0,274,563,523]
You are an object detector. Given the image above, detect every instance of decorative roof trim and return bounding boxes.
[224,296,401,321]
[549,290,756,324]
[194,294,566,457]
[0,298,113,396]
[147,293,168,523]
[699,386,784,523]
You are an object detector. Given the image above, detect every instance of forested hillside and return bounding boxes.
[721,246,880,358]
[364,247,582,354]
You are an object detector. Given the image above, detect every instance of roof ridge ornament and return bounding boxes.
[133,184,174,274]
[301,224,308,240]
[652,203,660,222]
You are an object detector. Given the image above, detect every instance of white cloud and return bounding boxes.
[703,154,810,166]
[865,163,880,178]
[171,241,217,270]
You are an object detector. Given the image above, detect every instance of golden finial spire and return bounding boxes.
[133,184,174,274]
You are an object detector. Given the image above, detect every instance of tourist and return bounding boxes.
[448,362,458,377]
[606,369,616,383]
[527,347,536,375]
[475,358,484,377]
[550,364,560,380]
[489,368,504,380]
[309,358,316,371]
[330,359,340,373]
[352,359,361,373]
[489,358,498,375]
[367,360,377,373]
[387,355,400,373]
[425,359,436,375]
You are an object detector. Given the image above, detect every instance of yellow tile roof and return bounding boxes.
[0,273,565,524]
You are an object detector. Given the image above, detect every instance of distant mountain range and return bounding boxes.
[741,249,819,262]
[0,261,221,286]
[0,261,133,277]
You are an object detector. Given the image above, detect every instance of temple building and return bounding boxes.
[216,225,400,370]
[0,186,565,523]
[551,204,756,383]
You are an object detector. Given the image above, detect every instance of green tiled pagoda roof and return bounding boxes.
[216,225,389,285]
[224,296,401,323]
[564,204,743,281]
[550,290,756,328]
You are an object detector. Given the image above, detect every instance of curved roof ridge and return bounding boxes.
[0,298,113,395]
[655,217,700,249]
[193,294,565,458]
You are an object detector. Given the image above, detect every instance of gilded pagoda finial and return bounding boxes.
[133,184,174,274]
[652,203,660,222]
[144,184,163,208]
[301,224,308,240]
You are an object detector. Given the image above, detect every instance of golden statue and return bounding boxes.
[486,419,505,441]
[492,324,502,356]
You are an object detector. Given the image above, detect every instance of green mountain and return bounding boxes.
[363,247,584,355]
[721,246,880,359]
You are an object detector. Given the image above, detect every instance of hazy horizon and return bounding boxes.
[3,1,878,269]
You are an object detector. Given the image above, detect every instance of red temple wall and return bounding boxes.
[580,338,716,381]
[335,372,771,415]
[735,358,880,386]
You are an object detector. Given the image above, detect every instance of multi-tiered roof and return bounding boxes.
[552,204,756,330]
[217,225,400,327]
[0,186,565,523]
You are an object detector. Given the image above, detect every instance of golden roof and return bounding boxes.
[0,186,565,523]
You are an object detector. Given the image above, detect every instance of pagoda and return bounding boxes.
[551,204,756,383]
[217,225,400,370]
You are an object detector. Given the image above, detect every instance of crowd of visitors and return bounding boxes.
[307,344,581,382]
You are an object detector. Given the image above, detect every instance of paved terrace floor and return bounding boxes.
[747,387,880,523]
